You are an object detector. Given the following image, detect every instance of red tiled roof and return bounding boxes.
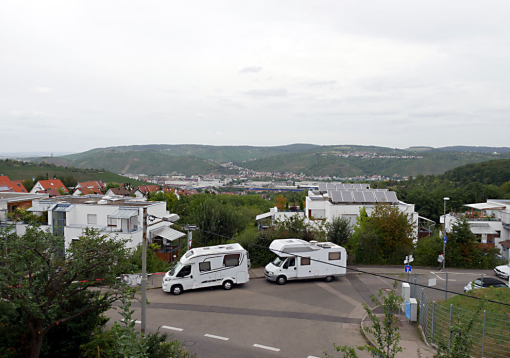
[0,176,28,193]
[36,179,69,193]
[138,185,160,194]
[77,181,106,190]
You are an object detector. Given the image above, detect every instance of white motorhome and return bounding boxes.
[162,243,250,295]
[264,239,346,285]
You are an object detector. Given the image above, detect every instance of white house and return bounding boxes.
[256,182,419,236]
[18,195,185,251]
[441,199,510,260]
[0,192,49,222]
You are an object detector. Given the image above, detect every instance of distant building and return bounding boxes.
[0,176,28,193]
[73,181,106,196]
[30,179,69,194]
[18,195,184,252]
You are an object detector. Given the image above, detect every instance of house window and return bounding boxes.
[224,254,240,267]
[199,262,211,272]
[301,257,311,266]
[329,252,341,260]
[87,214,97,225]
[496,230,501,238]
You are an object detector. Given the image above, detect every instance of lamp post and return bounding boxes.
[443,197,450,271]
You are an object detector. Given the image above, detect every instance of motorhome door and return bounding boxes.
[175,264,196,290]
[282,257,298,280]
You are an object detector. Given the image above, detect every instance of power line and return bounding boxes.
[193,226,510,308]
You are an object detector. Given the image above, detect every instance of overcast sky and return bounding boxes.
[2,1,510,154]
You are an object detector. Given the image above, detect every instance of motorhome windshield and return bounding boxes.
[271,256,286,267]
[169,262,182,276]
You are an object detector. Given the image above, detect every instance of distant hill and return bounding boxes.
[33,144,510,177]
[0,160,148,186]
[443,159,510,186]
[434,146,510,153]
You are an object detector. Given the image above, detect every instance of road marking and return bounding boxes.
[430,272,456,281]
[205,334,229,341]
[253,344,280,352]
[162,325,183,332]
[308,356,321,358]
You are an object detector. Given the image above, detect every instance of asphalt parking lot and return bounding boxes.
[105,266,501,358]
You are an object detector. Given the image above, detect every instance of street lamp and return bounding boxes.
[443,197,450,270]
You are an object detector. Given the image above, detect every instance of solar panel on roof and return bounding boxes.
[326,183,336,190]
[335,184,345,190]
[374,191,387,202]
[353,191,365,202]
[330,191,343,203]
[341,191,353,202]
[363,191,375,203]
[318,183,327,192]
[385,191,398,203]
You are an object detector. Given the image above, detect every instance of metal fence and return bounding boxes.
[415,288,510,358]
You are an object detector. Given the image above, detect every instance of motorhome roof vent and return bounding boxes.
[97,200,107,205]
[226,246,233,250]
[310,240,318,245]
[286,240,294,243]
[84,200,95,204]
[203,247,210,250]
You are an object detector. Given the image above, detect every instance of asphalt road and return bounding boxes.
[105,267,499,358]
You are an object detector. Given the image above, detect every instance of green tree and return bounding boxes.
[106,182,121,191]
[325,217,352,247]
[0,226,131,358]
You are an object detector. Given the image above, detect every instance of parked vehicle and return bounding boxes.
[494,264,510,280]
[463,277,508,292]
[264,239,347,285]
[162,243,250,295]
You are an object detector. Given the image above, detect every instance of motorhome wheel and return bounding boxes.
[276,275,287,285]
[222,280,233,290]
[325,276,333,282]
[171,285,183,295]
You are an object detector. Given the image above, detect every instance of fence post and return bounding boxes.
[448,304,453,349]
[482,310,486,357]
[431,302,436,344]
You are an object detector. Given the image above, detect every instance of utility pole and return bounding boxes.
[443,197,449,271]
[184,225,197,251]
[141,207,147,334]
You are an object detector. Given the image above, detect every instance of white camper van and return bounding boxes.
[264,239,346,285]
[162,243,250,295]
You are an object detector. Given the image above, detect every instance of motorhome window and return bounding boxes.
[288,258,295,267]
[224,254,240,267]
[199,262,211,272]
[301,257,311,266]
[177,265,191,277]
[169,262,182,276]
[185,251,194,258]
[329,252,341,260]
[271,256,286,267]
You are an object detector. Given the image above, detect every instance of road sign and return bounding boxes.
[444,236,447,243]
[405,265,411,273]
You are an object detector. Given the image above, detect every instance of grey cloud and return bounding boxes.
[242,88,288,97]
[239,66,263,74]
